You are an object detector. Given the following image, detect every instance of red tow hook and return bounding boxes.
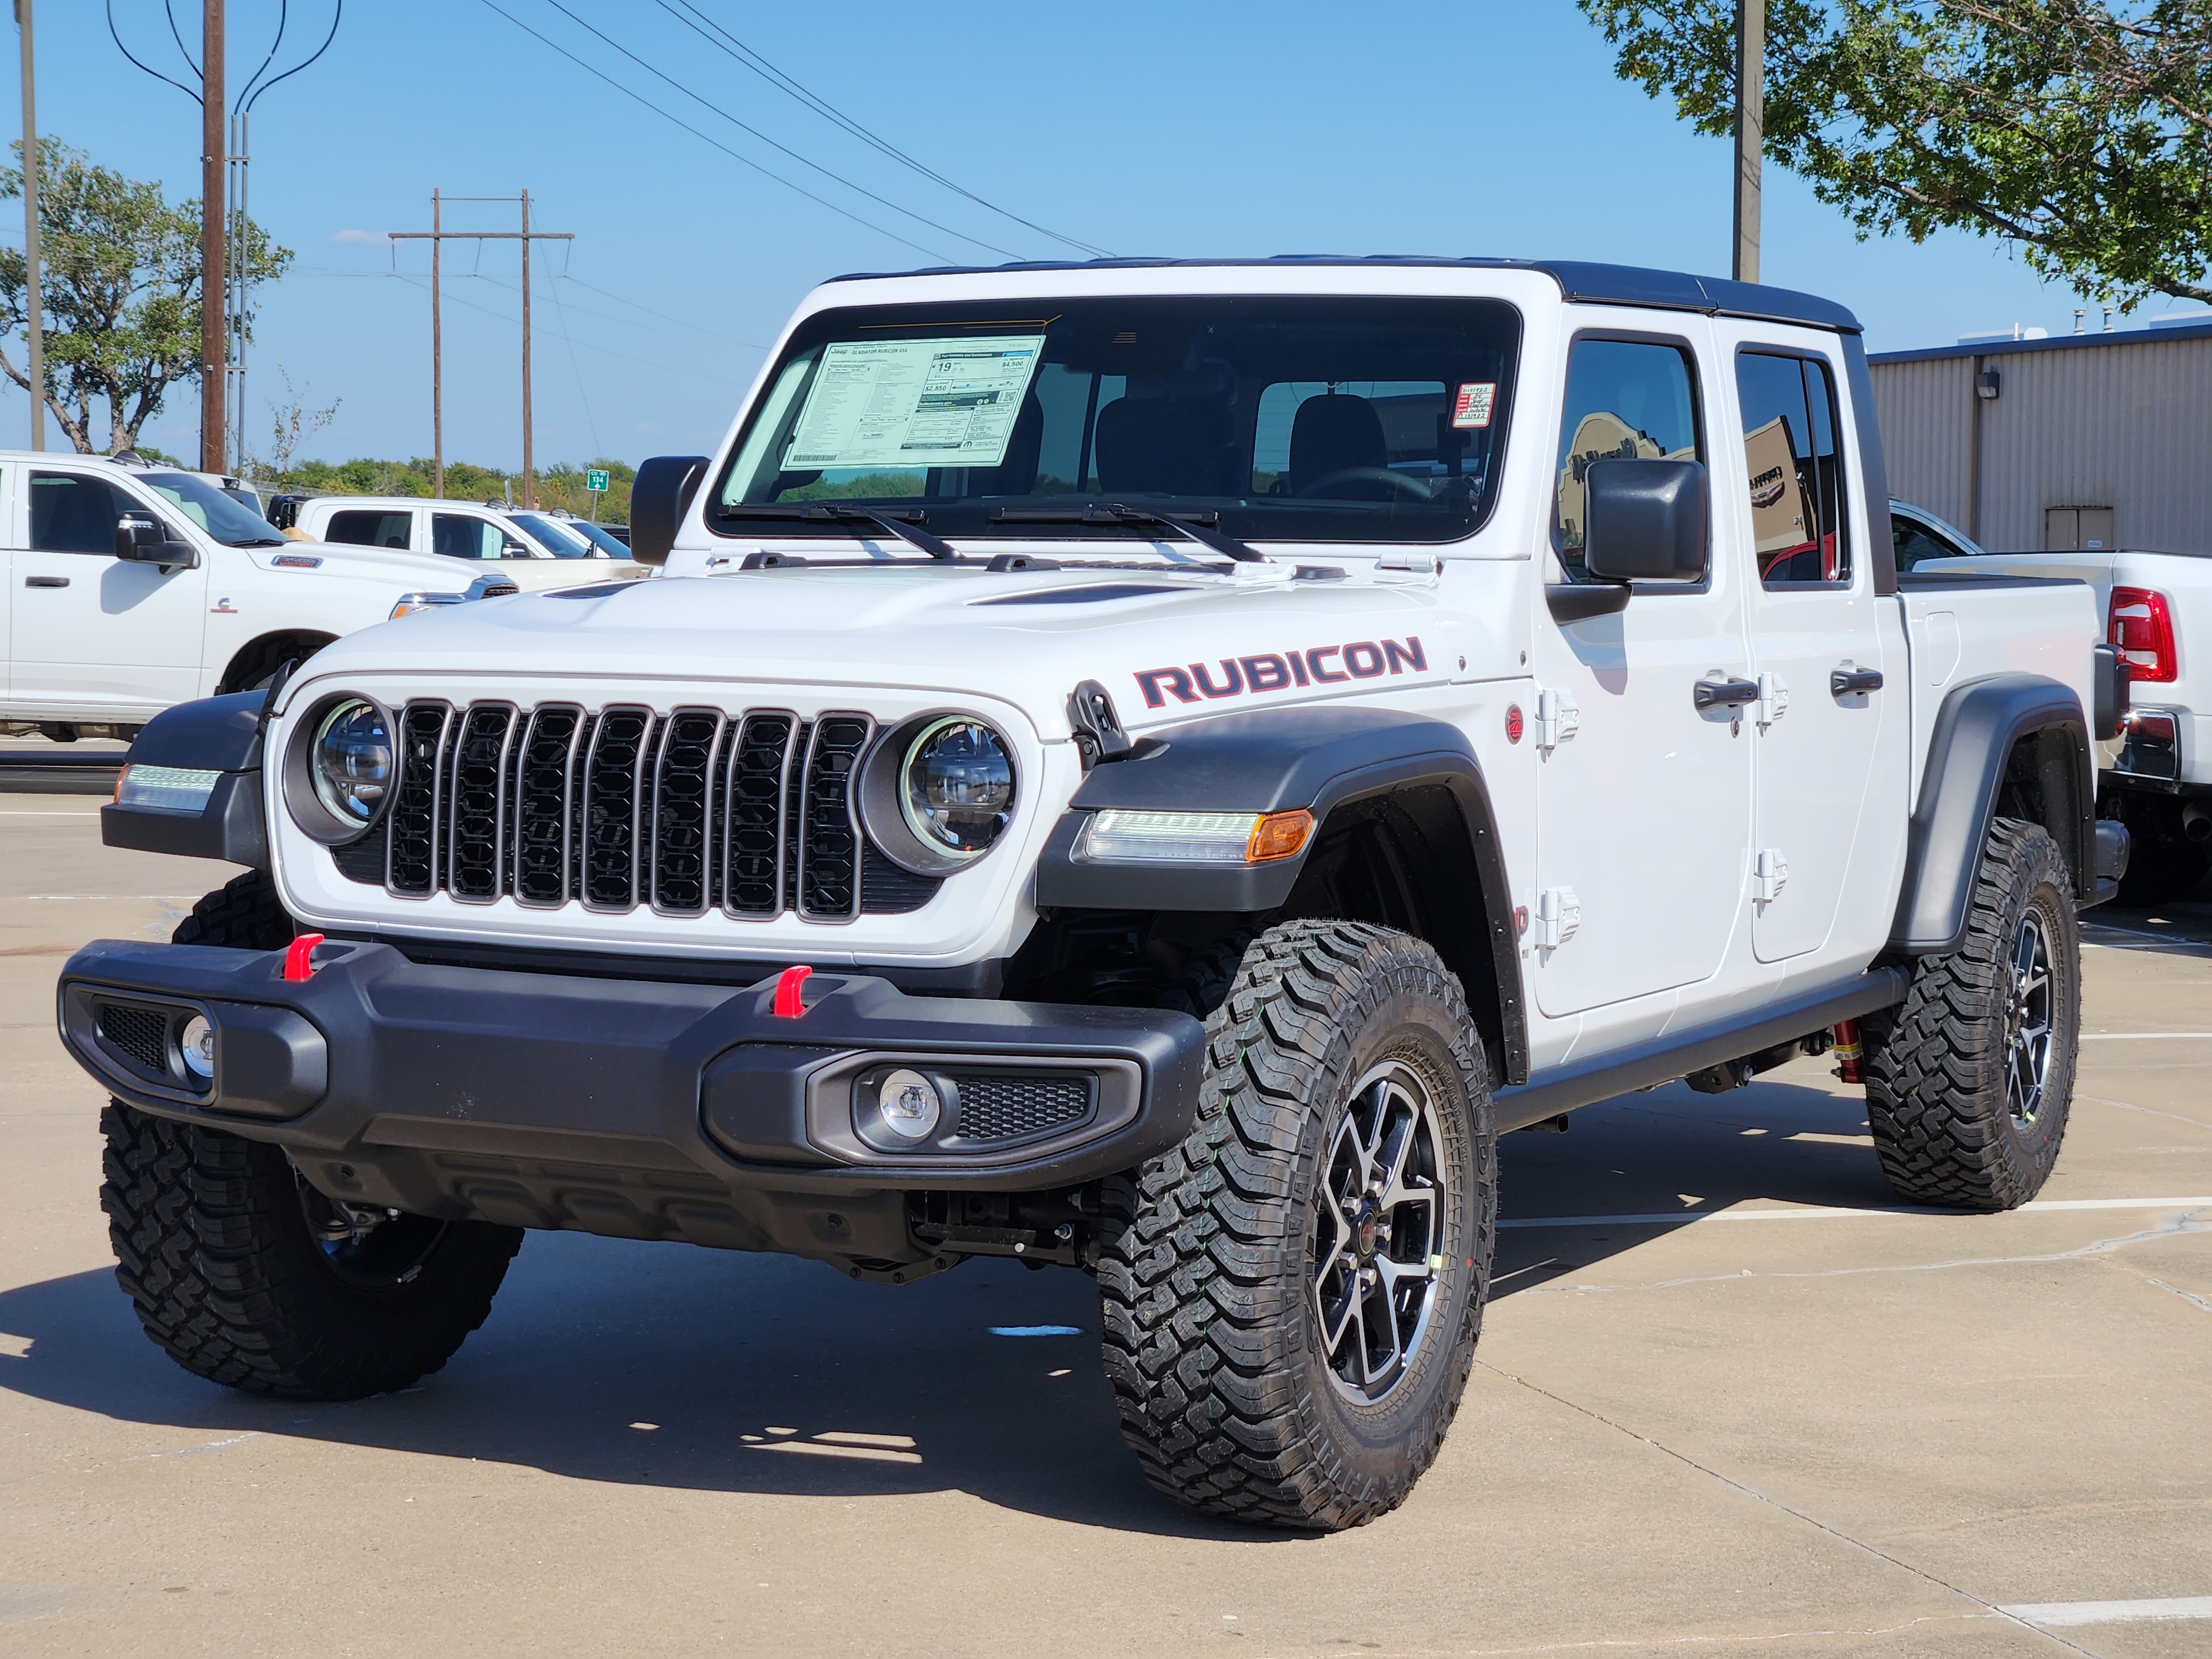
[771,964,813,1019]
[283,933,327,983]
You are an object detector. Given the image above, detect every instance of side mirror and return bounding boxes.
[1582,458,1708,584]
[628,454,710,567]
[114,512,200,573]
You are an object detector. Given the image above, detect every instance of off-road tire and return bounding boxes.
[1098,920,1496,1530]
[98,874,523,1399]
[1861,818,2079,1209]
[101,1106,523,1397]
[171,868,297,950]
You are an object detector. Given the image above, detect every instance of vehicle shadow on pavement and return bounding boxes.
[1,1072,1896,1536]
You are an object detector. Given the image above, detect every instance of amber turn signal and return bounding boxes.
[1247,809,1315,863]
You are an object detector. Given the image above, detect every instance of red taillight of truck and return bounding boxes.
[2109,586,2178,682]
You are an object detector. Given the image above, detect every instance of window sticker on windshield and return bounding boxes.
[1452,383,1496,429]
[785,336,1045,471]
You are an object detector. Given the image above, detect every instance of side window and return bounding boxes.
[431,514,502,559]
[326,510,413,549]
[29,472,129,554]
[1553,340,1702,578]
[1892,515,1964,572]
[1736,351,1851,587]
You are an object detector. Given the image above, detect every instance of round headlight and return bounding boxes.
[901,717,1014,856]
[311,698,393,827]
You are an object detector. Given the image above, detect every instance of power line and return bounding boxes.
[658,0,1112,260]
[530,0,1024,262]
[553,273,769,349]
[474,0,952,263]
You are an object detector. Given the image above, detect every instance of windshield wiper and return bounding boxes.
[717,501,955,561]
[990,503,1265,564]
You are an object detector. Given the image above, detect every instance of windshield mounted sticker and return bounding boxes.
[785,336,1045,472]
[1452,383,1496,429]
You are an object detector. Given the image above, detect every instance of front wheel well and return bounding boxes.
[1277,787,1509,1077]
[216,631,336,696]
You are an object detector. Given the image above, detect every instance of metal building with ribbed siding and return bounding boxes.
[1868,321,2212,554]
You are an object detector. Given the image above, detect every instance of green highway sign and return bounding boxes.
[586,468,610,493]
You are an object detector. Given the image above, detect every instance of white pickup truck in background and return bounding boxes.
[285,494,649,580]
[0,450,524,737]
[1897,499,2208,903]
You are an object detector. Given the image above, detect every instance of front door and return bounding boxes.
[7,469,210,719]
[1728,340,1894,966]
[1532,326,1754,1021]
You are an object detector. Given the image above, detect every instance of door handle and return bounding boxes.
[1694,675,1759,710]
[1830,665,1884,697]
[24,575,68,588]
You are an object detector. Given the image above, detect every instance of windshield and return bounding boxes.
[508,512,598,557]
[713,295,1520,545]
[561,518,633,558]
[140,471,283,546]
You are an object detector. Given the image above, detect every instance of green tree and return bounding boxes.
[1575,1,2212,309]
[0,138,293,453]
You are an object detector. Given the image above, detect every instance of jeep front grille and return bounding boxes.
[333,700,940,920]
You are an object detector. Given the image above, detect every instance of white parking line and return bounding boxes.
[1499,1196,2212,1229]
[1998,1596,2212,1628]
[2082,1032,2212,1040]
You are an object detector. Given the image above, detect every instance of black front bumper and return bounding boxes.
[58,940,1204,1264]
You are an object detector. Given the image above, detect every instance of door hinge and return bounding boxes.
[1756,671,1790,729]
[1535,686,1580,750]
[1533,885,1581,949]
[1755,848,1790,904]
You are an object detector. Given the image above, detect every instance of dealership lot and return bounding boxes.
[1,802,2206,1659]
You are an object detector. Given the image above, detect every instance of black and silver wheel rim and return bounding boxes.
[297,1176,448,1290]
[1310,1060,1449,1405]
[2005,907,2056,1128]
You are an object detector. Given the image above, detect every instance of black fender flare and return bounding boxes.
[1035,706,1527,1083]
[101,691,270,868]
[1891,672,2093,954]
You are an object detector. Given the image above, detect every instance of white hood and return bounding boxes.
[289,561,1464,737]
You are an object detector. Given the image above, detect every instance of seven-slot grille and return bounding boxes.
[343,700,936,921]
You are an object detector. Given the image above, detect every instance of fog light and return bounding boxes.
[178,1014,215,1082]
[874,1068,942,1142]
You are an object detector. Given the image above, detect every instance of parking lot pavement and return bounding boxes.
[1,802,2205,1659]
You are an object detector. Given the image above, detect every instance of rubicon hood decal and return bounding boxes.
[1135,636,1427,708]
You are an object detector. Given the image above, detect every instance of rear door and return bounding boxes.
[1724,334,1899,968]
[8,468,210,718]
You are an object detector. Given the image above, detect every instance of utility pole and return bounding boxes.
[1732,0,1763,285]
[520,189,533,508]
[431,188,442,497]
[15,0,40,450]
[390,191,570,503]
[200,0,226,471]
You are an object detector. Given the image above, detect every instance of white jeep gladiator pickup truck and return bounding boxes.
[0,450,523,735]
[1893,500,2207,903]
[61,258,2129,1531]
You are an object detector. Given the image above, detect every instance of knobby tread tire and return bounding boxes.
[1861,817,2079,1211]
[1098,920,1496,1531]
[171,869,297,951]
[98,875,523,1400]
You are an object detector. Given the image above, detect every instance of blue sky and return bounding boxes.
[7,0,2199,470]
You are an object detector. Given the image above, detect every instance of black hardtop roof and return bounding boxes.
[823,255,1862,335]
